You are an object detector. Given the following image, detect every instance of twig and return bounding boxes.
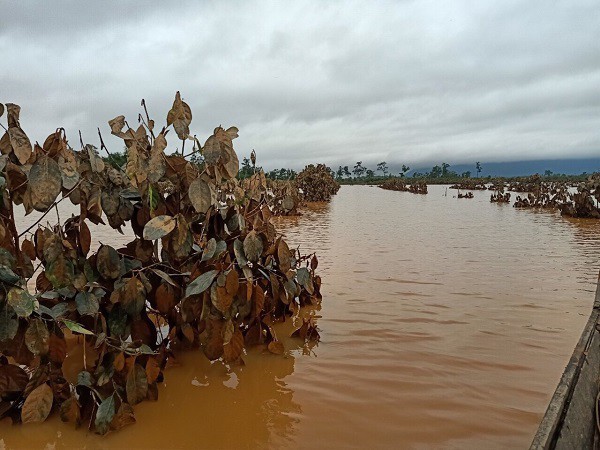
[141,99,156,141]
[97,127,125,171]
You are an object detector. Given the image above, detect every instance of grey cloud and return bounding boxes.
[0,0,598,172]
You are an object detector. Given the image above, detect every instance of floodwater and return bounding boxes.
[2,184,600,449]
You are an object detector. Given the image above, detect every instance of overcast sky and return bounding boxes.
[1,0,599,171]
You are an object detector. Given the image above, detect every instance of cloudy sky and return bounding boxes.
[1,0,599,171]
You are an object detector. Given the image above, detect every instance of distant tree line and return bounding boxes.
[100,151,590,186]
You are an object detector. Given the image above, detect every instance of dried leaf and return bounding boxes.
[21,383,53,424]
[25,318,49,355]
[97,245,120,279]
[8,126,32,165]
[143,215,176,240]
[7,288,36,317]
[188,177,215,214]
[28,155,62,211]
[243,231,263,262]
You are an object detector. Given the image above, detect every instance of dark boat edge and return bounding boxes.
[531,271,600,449]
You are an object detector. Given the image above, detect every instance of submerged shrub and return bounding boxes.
[295,164,340,202]
[0,94,322,433]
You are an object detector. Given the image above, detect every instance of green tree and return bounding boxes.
[343,166,351,178]
[476,161,482,177]
[366,169,375,178]
[400,165,410,177]
[429,165,442,178]
[376,161,388,177]
[441,162,450,177]
[461,171,471,178]
[352,161,365,178]
[336,166,344,179]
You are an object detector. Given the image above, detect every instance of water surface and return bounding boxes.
[2,185,600,449]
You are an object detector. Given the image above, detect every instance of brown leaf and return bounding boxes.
[108,115,126,137]
[21,383,53,424]
[225,269,239,296]
[59,395,81,426]
[114,352,125,372]
[243,230,263,262]
[277,239,292,273]
[8,126,32,165]
[252,285,265,318]
[204,319,224,361]
[145,357,161,384]
[48,333,67,365]
[166,91,192,140]
[223,328,244,363]
[0,364,29,398]
[80,221,91,255]
[110,402,136,431]
[156,283,178,314]
[21,239,36,261]
[5,103,20,128]
[28,155,62,211]
[188,177,215,214]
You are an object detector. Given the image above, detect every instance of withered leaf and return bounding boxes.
[0,303,19,341]
[60,396,81,426]
[49,333,67,365]
[188,177,215,214]
[166,91,192,140]
[223,328,244,363]
[28,155,62,211]
[108,115,126,137]
[5,103,20,128]
[143,215,176,240]
[126,364,148,405]
[8,126,32,165]
[145,357,160,384]
[122,277,146,316]
[25,318,49,355]
[110,402,136,431]
[0,364,28,397]
[75,291,99,316]
[21,383,53,424]
[156,283,178,314]
[204,319,224,361]
[7,288,36,318]
[243,230,263,262]
[97,245,120,279]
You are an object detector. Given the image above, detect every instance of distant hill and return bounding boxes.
[402,158,600,178]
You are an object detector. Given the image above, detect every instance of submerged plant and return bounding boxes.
[0,94,322,433]
[295,164,340,202]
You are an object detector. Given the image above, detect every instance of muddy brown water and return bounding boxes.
[2,184,600,449]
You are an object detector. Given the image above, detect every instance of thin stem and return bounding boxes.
[18,180,82,238]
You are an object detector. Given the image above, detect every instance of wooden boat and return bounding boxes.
[531,272,600,449]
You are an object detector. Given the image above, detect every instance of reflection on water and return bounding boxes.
[2,185,600,449]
